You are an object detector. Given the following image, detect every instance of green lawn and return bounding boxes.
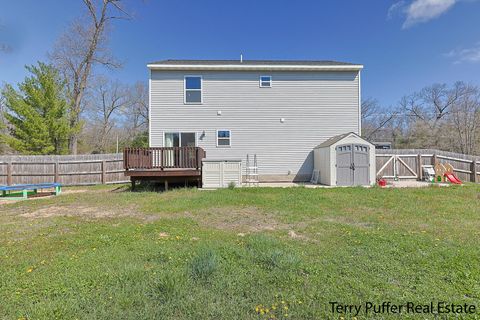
[0,184,479,319]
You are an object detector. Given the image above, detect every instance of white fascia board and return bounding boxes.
[147,64,364,71]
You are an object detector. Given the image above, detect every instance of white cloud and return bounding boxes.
[445,43,480,64]
[387,0,407,19]
[388,0,461,28]
[403,0,456,28]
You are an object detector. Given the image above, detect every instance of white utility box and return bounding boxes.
[202,159,242,188]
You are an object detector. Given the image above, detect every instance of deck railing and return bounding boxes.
[123,147,206,170]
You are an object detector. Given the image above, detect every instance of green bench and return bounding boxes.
[0,183,62,200]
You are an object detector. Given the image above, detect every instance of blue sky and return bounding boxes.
[1,0,479,108]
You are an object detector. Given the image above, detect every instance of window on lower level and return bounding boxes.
[217,130,231,147]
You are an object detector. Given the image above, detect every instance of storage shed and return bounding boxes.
[313,132,375,186]
[202,159,242,188]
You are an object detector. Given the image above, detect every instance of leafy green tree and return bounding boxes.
[129,131,149,148]
[1,62,71,154]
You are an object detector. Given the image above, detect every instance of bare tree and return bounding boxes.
[50,0,130,154]
[0,91,12,154]
[0,92,5,122]
[364,83,480,154]
[124,81,148,135]
[399,83,467,148]
[361,97,380,121]
[416,83,462,124]
[449,83,480,154]
[361,97,398,141]
[85,78,130,153]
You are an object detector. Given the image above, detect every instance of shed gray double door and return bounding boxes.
[336,144,370,186]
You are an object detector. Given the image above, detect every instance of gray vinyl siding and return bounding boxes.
[150,70,360,181]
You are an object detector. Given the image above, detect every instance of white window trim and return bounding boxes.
[148,69,152,147]
[184,75,203,105]
[259,75,272,88]
[163,131,198,147]
[216,129,231,148]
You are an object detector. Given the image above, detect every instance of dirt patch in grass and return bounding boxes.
[194,206,288,232]
[15,203,291,233]
[0,200,20,205]
[19,204,141,220]
[62,189,89,195]
[21,205,117,218]
[186,206,315,242]
[17,202,317,241]
[288,230,312,241]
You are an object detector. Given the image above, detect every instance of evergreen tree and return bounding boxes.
[1,62,71,154]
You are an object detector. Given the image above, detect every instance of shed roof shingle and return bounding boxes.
[314,132,374,148]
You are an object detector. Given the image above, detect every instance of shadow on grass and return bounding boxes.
[110,181,200,193]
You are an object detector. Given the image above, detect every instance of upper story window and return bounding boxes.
[217,130,231,147]
[259,75,272,88]
[184,76,202,104]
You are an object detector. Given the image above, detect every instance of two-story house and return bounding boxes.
[147,59,363,182]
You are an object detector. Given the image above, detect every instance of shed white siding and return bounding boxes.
[314,133,376,186]
[313,147,331,185]
[150,70,360,181]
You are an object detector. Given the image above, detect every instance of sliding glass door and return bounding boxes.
[164,132,196,167]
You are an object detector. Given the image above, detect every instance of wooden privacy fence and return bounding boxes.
[0,149,479,186]
[376,149,480,183]
[0,153,127,186]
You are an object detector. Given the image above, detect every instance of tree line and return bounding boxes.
[0,0,148,155]
[362,82,480,155]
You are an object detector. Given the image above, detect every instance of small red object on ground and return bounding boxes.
[444,173,462,184]
[378,179,387,187]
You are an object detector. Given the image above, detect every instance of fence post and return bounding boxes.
[6,162,12,186]
[471,160,478,183]
[417,154,422,181]
[54,162,59,183]
[123,148,127,170]
[432,154,437,166]
[101,160,107,184]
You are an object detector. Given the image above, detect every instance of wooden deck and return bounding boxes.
[123,147,206,189]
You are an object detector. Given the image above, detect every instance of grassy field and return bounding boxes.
[0,184,479,319]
